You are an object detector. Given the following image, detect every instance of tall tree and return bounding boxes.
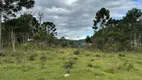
[0,0,35,50]
[85,36,92,44]
[123,8,142,47]
[93,8,110,30]
[92,8,110,49]
[41,22,57,36]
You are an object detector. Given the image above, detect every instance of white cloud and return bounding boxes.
[45,7,71,14]
[31,0,142,40]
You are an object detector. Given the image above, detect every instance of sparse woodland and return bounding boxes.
[0,0,142,80]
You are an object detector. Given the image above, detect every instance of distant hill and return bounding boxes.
[69,39,85,47]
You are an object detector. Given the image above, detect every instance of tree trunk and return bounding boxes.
[11,28,16,52]
[0,14,2,50]
[133,24,137,48]
[134,32,137,47]
[130,33,133,48]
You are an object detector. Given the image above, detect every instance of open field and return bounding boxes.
[0,48,142,80]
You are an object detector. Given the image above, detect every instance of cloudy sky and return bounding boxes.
[30,0,142,40]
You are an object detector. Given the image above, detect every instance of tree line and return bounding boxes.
[1,0,142,52]
[0,0,78,51]
[86,8,142,52]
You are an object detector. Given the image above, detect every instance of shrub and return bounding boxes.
[3,57,14,63]
[64,61,73,69]
[87,63,93,68]
[126,63,134,70]
[73,50,80,55]
[90,58,94,61]
[103,42,120,52]
[28,54,37,61]
[117,62,134,71]
[64,56,76,73]
[118,53,125,57]
[60,51,64,53]
[85,53,90,56]
[0,51,5,56]
[95,54,101,57]
[40,55,47,69]
[15,53,24,64]
[72,55,78,60]
[58,56,65,60]
[20,65,34,72]
[104,68,116,74]
[94,64,101,68]
[40,55,47,62]
[64,61,73,74]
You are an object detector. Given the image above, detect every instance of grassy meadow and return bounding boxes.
[0,47,142,80]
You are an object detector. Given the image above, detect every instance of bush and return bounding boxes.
[3,57,14,63]
[127,63,134,70]
[0,51,5,56]
[64,61,73,69]
[117,61,134,71]
[20,64,34,72]
[40,55,47,62]
[73,50,80,55]
[64,56,76,69]
[87,63,93,68]
[104,68,116,74]
[14,52,24,64]
[85,53,90,56]
[28,54,37,61]
[118,54,125,57]
[103,42,120,52]
[90,58,94,61]
[95,54,101,57]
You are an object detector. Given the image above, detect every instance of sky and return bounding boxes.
[28,0,142,40]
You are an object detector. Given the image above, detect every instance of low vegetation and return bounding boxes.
[0,48,142,80]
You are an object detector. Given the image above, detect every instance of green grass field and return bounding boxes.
[0,48,142,80]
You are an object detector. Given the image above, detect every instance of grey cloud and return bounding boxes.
[32,0,142,40]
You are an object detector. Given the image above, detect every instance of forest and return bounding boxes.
[0,0,142,80]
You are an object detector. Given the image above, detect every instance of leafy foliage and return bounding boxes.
[90,8,142,52]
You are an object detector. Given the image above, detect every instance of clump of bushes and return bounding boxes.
[103,42,120,52]
[3,57,14,63]
[72,55,78,60]
[28,54,37,61]
[64,60,74,73]
[20,64,34,72]
[0,51,5,56]
[64,56,76,69]
[87,63,93,68]
[85,53,90,56]
[104,68,116,74]
[64,56,77,73]
[14,52,24,64]
[58,55,65,60]
[87,63,101,69]
[90,58,94,61]
[40,55,47,62]
[40,55,47,69]
[64,61,74,69]
[94,72,105,77]
[73,50,80,55]
[60,51,64,53]
[117,61,134,71]
[118,53,125,57]
[95,54,101,57]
